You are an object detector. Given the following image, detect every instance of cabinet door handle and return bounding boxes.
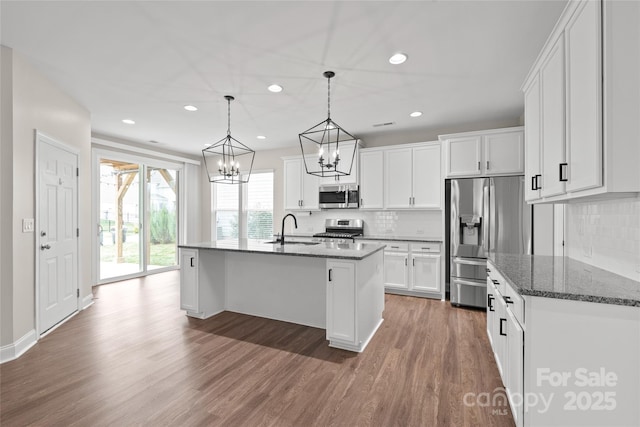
[499,318,507,336]
[412,258,415,267]
[486,268,491,273]
[492,279,499,285]
[328,269,333,282]
[486,161,490,170]
[559,163,568,182]
[504,296,514,305]
[390,246,399,249]
[488,294,495,312]
[536,174,542,190]
[190,257,194,267]
[477,161,481,171]
[360,198,363,206]
[531,176,536,191]
[405,258,407,266]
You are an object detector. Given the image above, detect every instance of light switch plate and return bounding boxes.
[22,218,34,233]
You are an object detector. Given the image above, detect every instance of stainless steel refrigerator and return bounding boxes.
[445,176,532,308]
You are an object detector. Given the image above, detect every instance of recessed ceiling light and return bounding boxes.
[122,119,135,125]
[389,53,408,65]
[257,135,266,140]
[268,84,283,93]
[410,111,423,118]
[184,105,198,112]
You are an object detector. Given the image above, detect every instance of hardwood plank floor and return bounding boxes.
[0,271,514,427]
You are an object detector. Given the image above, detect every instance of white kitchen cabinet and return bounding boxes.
[283,156,319,210]
[521,0,640,203]
[443,135,482,177]
[326,260,356,344]
[383,250,409,290]
[483,132,524,176]
[487,266,523,427]
[326,251,385,353]
[319,139,360,185]
[440,127,524,179]
[412,144,441,209]
[540,34,566,198]
[384,148,413,209]
[383,141,441,209]
[564,0,601,193]
[180,248,199,313]
[523,77,541,202]
[411,253,440,293]
[506,308,524,427]
[359,149,384,209]
[373,240,443,299]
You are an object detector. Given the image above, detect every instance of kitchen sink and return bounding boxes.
[264,240,320,246]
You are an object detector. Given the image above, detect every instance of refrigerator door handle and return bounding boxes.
[452,257,486,267]
[482,179,490,253]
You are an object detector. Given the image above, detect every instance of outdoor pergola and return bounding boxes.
[104,160,176,264]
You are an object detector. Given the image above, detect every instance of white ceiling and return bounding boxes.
[1,0,567,156]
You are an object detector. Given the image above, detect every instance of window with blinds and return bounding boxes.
[247,172,273,239]
[213,171,273,241]
[215,183,239,241]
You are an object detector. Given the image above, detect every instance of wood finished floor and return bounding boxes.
[0,271,513,427]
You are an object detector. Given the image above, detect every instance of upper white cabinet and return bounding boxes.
[283,156,319,210]
[440,127,524,178]
[359,149,384,209]
[522,0,640,203]
[383,141,441,210]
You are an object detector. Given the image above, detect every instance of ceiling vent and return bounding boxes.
[372,122,396,128]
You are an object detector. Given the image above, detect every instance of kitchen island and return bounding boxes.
[178,239,386,352]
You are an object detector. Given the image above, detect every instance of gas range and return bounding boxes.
[313,219,364,243]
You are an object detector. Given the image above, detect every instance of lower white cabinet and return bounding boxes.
[373,240,442,299]
[487,259,640,427]
[326,251,384,353]
[487,267,524,427]
[180,249,199,313]
[383,250,409,290]
[326,261,356,344]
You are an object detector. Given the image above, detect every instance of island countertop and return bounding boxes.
[179,239,386,261]
[488,253,640,307]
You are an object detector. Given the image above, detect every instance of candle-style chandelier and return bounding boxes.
[202,95,255,184]
[298,71,357,178]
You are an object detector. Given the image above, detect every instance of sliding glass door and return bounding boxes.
[147,167,178,271]
[96,154,180,283]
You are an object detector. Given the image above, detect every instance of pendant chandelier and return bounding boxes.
[298,71,357,178]
[202,95,255,184]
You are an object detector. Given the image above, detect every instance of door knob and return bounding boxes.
[40,244,51,250]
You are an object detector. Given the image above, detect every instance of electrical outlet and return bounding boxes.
[22,218,34,233]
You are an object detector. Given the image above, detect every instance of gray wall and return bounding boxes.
[1,46,91,346]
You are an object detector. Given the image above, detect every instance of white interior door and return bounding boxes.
[38,133,78,334]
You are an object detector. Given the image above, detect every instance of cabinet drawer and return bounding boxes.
[385,242,409,252]
[504,282,525,326]
[410,242,441,253]
[486,266,506,295]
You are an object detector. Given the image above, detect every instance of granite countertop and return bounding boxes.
[488,253,640,307]
[356,235,443,243]
[179,239,386,261]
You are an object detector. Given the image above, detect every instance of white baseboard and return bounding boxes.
[0,329,37,364]
[81,293,94,310]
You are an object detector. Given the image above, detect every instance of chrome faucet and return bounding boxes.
[280,213,297,245]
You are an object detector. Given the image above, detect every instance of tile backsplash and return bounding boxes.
[566,196,640,281]
[287,209,443,239]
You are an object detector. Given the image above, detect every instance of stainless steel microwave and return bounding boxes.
[318,184,359,209]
